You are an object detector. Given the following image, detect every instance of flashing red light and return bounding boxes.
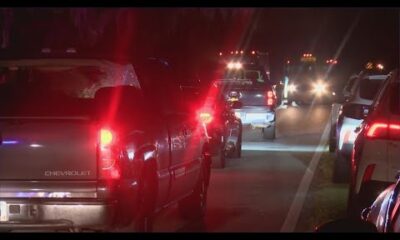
[99,128,120,180]
[219,52,223,56]
[199,111,213,125]
[100,129,113,146]
[287,60,290,64]
[251,50,256,55]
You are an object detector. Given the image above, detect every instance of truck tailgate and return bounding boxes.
[0,118,98,180]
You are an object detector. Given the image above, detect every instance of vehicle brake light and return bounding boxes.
[366,122,388,138]
[366,121,400,140]
[362,164,376,184]
[99,128,120,180]
[266,90,275,107]
[199,111,213,125]
[100,129,113,146]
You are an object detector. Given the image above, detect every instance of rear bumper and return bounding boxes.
[0,199,116,231]
[233,108,275,128]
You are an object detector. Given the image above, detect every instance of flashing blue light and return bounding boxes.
[2,140,19,145]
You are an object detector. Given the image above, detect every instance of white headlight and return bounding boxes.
[312,82,327,95]
[288,84,297,93]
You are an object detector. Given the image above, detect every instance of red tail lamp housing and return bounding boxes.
[198,111,214,125]
[98,128,121,180]
[365,121,400,140]
[266,90,276,107]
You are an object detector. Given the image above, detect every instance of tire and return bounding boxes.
[178,164,208,220]
[332,153,350,183]
[126,164,158,232]
[262,123,276,140]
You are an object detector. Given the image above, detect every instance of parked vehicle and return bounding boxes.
[0,51,211,232]
[213,60,276,140]
[348,69,400,217]
[330,69,388,183]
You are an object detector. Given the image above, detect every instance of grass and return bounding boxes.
[295,152,349,232]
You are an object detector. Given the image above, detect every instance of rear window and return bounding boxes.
[359,78,384,100]
[214,66,268,90]
[0,62,139,116]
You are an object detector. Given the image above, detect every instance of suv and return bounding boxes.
[348,69,400,217]
[213,62,277,140]
[330,71,388,182]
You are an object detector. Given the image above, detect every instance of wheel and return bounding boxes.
[178,164,208,220]
[262,123,276,140]
[125,164,158,232]
[332,153,350,183]
[211,136,226,169]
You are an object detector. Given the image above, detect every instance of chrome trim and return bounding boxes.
[0,192,97,198]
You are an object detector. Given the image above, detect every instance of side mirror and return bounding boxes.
[315,218,378,232]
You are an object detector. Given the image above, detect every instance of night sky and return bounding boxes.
[1,8,399,86]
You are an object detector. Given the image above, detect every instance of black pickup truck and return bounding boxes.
[0,55,211,232]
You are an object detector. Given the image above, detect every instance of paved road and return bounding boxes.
[153,104,331,232]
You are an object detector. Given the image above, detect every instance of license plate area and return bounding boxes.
[0,201,9,222]
[0,202,37,222]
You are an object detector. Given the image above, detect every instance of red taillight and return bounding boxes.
[199,111,213,125]
[362,164,376,184]
[99,128,120,180]
[266,90,276,107]
[100,129,114,146]
[366,122,388,138]
[366,121,400,140]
